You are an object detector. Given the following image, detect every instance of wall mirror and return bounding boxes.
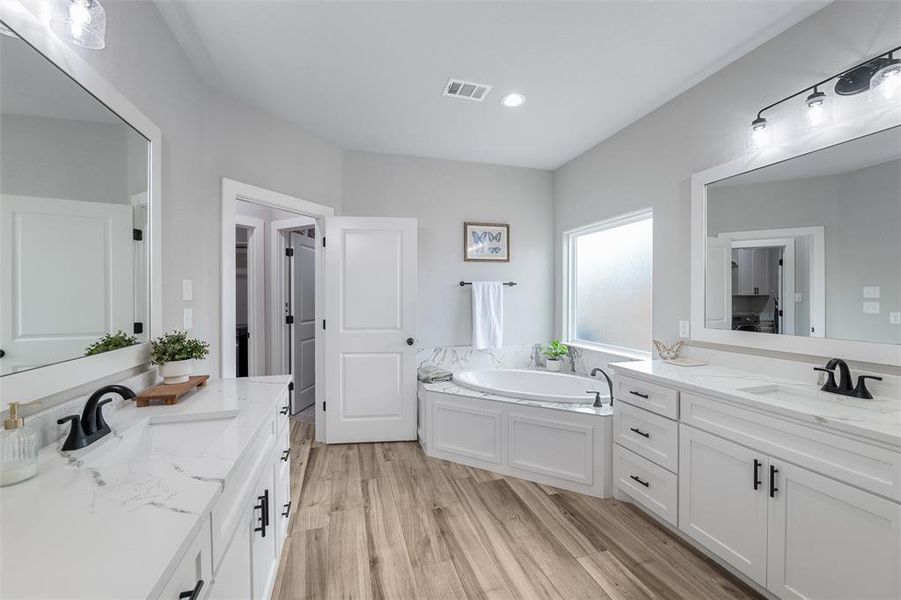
[694,123,900,365]
[0,5,160,407]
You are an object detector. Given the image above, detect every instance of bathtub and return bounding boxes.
[454,368,610,404]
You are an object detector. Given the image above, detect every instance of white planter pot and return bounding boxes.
[545,359,562,372]
[159,359,192,384]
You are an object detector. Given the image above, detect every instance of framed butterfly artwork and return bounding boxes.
[464,222,510,262]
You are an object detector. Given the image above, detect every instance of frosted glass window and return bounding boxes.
[571,215,652,353]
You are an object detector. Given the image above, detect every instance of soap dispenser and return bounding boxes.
[0,402,38,487]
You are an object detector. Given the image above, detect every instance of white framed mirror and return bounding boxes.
[0,2,161,408]
[692,113,901,366]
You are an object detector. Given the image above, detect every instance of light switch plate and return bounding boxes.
[863,302,880,314]
[679,320,690,339]
[183,307,193,329]
[182,279,193,301]
[891,312,901,325]
[794,293,803,303]
[863,286,880,299]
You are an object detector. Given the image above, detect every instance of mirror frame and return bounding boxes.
[691,108,901,367]
[0,1,162,408]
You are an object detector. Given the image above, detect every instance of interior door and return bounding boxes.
[679,425,768,586]
[766,461,901,600]
[0,195,133,374]
[323,217,417,443]
[291,230,316,413]
[705,236,732,330]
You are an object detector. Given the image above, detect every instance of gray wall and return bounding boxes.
[342,151,554,347]
[553,1,901,357]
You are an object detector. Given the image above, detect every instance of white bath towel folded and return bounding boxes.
[471,281,503,350]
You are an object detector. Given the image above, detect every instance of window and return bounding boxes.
[564,210,653,356]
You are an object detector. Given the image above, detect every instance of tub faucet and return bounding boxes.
[590,367,614,406]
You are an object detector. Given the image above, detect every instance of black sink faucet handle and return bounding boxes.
[813,367,838,392]
[57,415,88,451]
[855,375,883,400]
[94,398,113,432]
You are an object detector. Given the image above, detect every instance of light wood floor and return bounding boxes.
[272,420,762,600]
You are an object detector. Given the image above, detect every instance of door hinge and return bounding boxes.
[285,247,294,257]
[286,315,295,325]
[133,322,143,334]
[322,237,326,248]
[322,401,326,412]
[778,258,783,266]
[778,309,784,317]
[288,381,294,391]
[322,319,326,330]
[133,228,143,241]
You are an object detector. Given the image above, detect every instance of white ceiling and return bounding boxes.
[156,1,828,170]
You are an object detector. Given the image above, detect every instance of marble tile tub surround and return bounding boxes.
[421,379,612,418]
[0,376,291,599]
[417,343,537,372]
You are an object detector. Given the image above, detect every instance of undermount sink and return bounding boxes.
[737,384,819,402]
[78,412,238,468]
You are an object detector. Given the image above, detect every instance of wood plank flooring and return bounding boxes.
[273,420,762,600]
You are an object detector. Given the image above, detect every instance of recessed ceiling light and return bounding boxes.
[501,93,526,108]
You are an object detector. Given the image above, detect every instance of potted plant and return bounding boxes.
[85,331,139,356]
[542,340,568,372]
[150,331,210,384]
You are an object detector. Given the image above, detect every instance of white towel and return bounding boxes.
[471,281,503,350]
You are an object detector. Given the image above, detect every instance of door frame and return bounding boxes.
[235,214,266,376]
[221,178,334,441]
[729,237,796,336]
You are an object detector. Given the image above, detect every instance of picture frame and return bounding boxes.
[464,222,510,262]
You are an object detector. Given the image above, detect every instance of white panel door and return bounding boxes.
[767,461,901,600]
[323,217,417,443]
[0,195,133,374]
[679,425,769,586]
[705,237,732,329]
[291,231,316,413]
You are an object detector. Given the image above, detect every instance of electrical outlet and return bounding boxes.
[863,302,880,314]
[891,312,901,325]
[182,279,193,301]
[183,307,193,329]
[679,320,690,339]
[863,286,880,299]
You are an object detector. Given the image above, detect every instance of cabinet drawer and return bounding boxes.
[614,402,678,472]
[615,374,679,419]
[276,387,291,435]
[614,445,678,526]
[681,392,901,502]
[155,518,212,600]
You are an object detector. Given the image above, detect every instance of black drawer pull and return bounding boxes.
[769,465,779,498]
[254,489,270,537]
[753,459,762,490]
[281,448,290,462]
[280,405,290,415]
[629,390,649,399]
[282,500,292,518]
[629,427,650,438]
[630,475,650,488]
[178,580,204,600]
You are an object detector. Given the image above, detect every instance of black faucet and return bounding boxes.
[589,367,614,407]
[814,359,882,400]
[57,385,136,451]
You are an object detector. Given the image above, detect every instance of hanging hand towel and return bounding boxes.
[471,281,503,350]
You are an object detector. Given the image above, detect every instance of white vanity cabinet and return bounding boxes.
[610,363,901,600]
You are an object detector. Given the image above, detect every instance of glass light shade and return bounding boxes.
[50,0,106,50]
[870,59,901,104]
[801,90,833,129]
[747,118,772,149]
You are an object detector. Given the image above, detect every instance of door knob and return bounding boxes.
[406,337,415,346]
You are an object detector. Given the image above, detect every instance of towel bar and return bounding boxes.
[459,281,517,287]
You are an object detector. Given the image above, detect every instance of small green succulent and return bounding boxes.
[85,331,139,356]
[150,331,210,365]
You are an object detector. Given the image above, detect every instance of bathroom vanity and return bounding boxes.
[609,360,901,600]
[0,377,293,599]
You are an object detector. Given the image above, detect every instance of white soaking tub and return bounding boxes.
[454,368,610,404]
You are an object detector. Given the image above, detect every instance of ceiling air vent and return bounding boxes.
[443,78,492,102]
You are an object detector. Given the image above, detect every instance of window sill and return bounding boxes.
[565,341,652,363]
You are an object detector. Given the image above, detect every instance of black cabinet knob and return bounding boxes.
[406,337,415,346]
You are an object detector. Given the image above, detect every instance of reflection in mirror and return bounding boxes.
[705,126,900,346]
[0,22,150,376]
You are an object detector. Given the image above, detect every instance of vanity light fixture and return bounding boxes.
[748,44,900,148]
[501,92,526,108]
[50,0,106,50]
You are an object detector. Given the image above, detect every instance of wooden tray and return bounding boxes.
[136,375,210,407]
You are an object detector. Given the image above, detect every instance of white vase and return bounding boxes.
[545,359,562,372]
[159,359,192,384]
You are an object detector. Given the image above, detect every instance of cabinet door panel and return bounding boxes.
[209,516,252,600]
[679,425,768,585]
[767,462,901,600]
[251,467,278,600]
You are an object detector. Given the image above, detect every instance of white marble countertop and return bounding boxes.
[609,361,901,448]
[0,376,290,600]
[420,379,613,417]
